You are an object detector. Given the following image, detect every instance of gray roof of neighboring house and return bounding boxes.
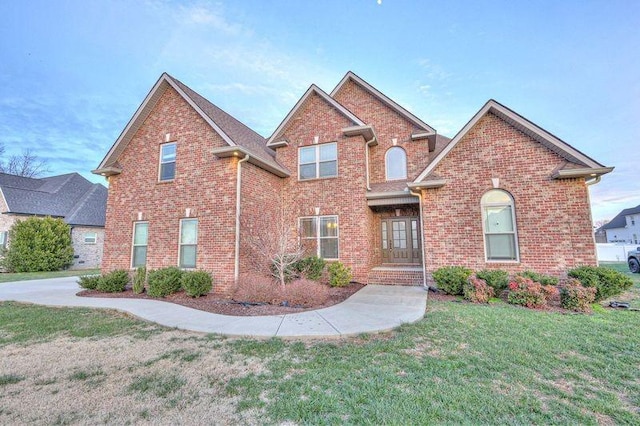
[601,205,640,230]
[0,172,107,227]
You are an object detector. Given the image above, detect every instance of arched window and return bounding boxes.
[385,147,407,180]
[481,189,519,261]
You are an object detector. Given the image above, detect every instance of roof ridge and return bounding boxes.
[64,183,102,224]
[40,172,79,193]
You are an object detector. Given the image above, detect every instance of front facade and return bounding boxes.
[0,173,107,269]
[95,72,612,294]
[602,205,640,244]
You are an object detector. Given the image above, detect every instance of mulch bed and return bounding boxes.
[78,283,365,316]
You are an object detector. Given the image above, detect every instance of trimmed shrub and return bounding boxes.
[463,276,495,303]
[147,267,183,298]
[96,269,129,293]
[542,285,560,303]
[432,266,473,295]
[2,216,74,272]
[328,262,352,288]
[132,266,146,294]
[568,266,633,301]
[475,269,509,296]
[234,273,282,304]
[78,274,101,290]
[284,278,330,307]
[507,276,547,308]
[294,256,326,281]
[181,270,213,298]
[560,278,597,312]
[516,270,559,286]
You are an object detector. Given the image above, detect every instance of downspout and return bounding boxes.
[364,138,376,191]
[234,153,250,281]
[409,188,428,289]
[585,174,602,265]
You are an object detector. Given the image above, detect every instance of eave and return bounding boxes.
[407,180,446,190]
[211,146,290,178]
[342,125,378,145]
[366,190,418,207]
[91,166,123,177]
[551,167,614,179]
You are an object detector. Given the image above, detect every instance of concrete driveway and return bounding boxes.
[0,277,428,337]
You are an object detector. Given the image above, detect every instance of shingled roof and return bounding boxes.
[601,205,640,230]
[0,172,107,227]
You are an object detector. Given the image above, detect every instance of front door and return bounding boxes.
[381,217,421,264]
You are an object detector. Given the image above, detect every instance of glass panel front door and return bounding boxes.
[381,217,421,264]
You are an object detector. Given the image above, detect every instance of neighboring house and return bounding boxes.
[594,226,608,244]
[0,172,107,269]
[93,72,612,294]
[601,205,640,244]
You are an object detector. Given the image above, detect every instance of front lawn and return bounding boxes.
[1,281,639,424]
[0,268,99,283]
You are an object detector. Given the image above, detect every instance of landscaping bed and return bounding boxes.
[78,282,364,316]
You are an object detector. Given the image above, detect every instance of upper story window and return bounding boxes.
[159,142,176,181]
[385,147,407,180]
[481,189,519,262]
[299,142,337,180]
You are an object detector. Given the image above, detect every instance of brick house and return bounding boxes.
[93,72,612,294]
[0,172,107,269]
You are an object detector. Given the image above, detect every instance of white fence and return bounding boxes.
[596,243,639,262]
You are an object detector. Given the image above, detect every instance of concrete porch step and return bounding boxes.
[368,266,424,286]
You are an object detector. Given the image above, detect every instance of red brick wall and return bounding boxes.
[421,112,597,280]
[273,92,376,282]
[102,86,239,294]
[332,80,433,183]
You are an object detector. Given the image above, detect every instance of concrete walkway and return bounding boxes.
[0,277,428,337]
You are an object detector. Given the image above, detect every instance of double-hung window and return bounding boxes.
[132,222,148,268]
[0,231,7,249]
[84,232,97,244]
[179,218,198,268]
[159,142,176,181]
[481,190,519,261]
[300,216,339,259]
[299,142,337,180]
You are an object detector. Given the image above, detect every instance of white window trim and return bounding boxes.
[178,218,198,269]
[84,232,97,244]
[481,190,520,263]
[385,146,408,181]
[299,215,339,260]
[0,231,7,249]
[298,142,338,181]
[131,221,149,269]
[158,142,176,182]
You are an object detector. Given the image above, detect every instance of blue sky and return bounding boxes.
[1,0,638,223]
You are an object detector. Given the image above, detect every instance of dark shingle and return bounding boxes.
[0,172,107,227]
[601,205,640,230]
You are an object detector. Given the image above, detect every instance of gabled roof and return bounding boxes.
[414,99,613,183]
[94,73,287,177]
[0,172,107,227]
[601,205,640,230]
[266,85,366,147]
[330,71,436,135]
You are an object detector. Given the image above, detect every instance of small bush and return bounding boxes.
[507,276,547,308]
[475,269,509,296]
[234,273,282,304]
[294,256,326,281]
[97,269,129,293]
[284,278,330,307]
[568,266,633,301]
[560,278,597,312]
[181,270,213,298]
[517,270,559,286]
[463,276,495,303]
[78,275,101,290]
[542,285,560,303]
[328,262,352,288]
[147,267,183,298]
[133,266,146,294]
[432,266,473,295]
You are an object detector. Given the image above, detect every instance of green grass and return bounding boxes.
[0,269,100,283]
[225,299,640,424]
[127,373,187,398]
[0,301,161,346]
[0,374,24,386]
[599,262,640,305]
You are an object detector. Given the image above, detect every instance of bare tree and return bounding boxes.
[0,143,50,177]
[241,208,306,288]
[593,219,610,230]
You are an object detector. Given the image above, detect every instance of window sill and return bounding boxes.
[157,179,175,185]
[298,176,339,182]
[485,260,520,264]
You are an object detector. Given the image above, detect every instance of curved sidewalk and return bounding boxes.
[0,277,428,337]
